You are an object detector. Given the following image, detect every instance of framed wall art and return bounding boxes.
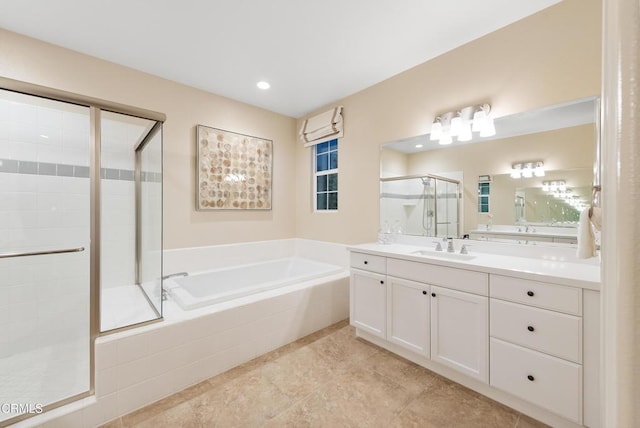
[196,125,273,210]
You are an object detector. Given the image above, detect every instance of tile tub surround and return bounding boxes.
[163,238,349,276]
[12,239,349,427]
[96,321,547,428]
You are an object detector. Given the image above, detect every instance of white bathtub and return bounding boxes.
[166,256,345,310]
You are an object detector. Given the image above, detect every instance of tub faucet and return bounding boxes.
[162,272,188,280]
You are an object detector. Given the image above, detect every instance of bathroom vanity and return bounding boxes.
[348,241,600,428]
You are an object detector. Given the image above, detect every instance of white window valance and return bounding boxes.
[299,106,343,147]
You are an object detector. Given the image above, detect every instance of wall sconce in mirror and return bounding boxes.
[511,161,545,178]
[430,104,496,146]
[542,180,567,192]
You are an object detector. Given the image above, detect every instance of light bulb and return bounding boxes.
[542,183,549,192]
[457,122,472,141]
[430,119,442,141]
[472,109,486,132]
[510,165,522,179]
[559,182,567,192]
[450,114,462,137]
[439,133,453,145]
[521,163,533,178]
[479,117,496,137]
[534,162,545,177]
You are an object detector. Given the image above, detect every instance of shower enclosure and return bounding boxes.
[0,78,164,426]
[380,174,461,238]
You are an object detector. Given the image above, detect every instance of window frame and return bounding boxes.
[477,181,490,213]
[313,139,338,212]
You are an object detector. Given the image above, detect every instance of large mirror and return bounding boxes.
[380,97,598,244]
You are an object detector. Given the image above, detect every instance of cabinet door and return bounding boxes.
[350,269,386,338]
[387,276,430,356]
[430,285,488,382]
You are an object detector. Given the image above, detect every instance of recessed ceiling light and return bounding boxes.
[256,81,270,90]
[40,134,49,139]
[415,144,423,148]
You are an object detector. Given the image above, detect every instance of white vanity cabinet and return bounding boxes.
[349,253,387,338]
[349,246,600,428]
[386,276,430,356]
[431,285,488,382]
[387,257,489,382]
[489,274,591,425]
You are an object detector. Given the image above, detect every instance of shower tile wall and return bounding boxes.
[0,96,90,358]
[380,179,427,235]
[100,118,137,290]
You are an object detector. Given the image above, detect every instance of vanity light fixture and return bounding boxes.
[510,163,522,179]
[430,103,495,145]
[543,180,567,193]
[511,161,545,179]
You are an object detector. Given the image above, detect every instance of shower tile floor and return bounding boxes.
[0,338,89,423]
[100,320,549,428]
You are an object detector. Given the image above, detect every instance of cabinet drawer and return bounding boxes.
[490,338,582,423]
[490,299,582,363]
[387,258,488,296]
[490,275,582,315]
[350,252,386,274]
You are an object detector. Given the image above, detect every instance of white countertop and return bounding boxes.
[469,229,578,239]
[348,242,600,291]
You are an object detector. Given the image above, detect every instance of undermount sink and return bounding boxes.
[411,250,477,261]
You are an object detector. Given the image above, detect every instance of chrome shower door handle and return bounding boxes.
[0,246,85,259]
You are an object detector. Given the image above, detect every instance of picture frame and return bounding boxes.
[196,125,273,210]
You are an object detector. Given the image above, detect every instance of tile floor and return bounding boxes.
[100,320,548,428]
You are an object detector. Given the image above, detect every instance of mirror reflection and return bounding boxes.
[380,97,598,244]
[380,174,461,239]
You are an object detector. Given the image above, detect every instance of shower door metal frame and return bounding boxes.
[134,121,164,320]
[0,76,165,427]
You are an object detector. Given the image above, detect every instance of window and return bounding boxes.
[314,139,338,211]
[478,182,490,213]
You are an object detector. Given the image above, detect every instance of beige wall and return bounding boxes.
[400,124,596,233]
[0,28,297,249]
[295,0,601,244]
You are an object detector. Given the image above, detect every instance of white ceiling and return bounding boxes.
[0,0,560,118]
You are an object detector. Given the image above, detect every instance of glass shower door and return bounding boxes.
[0,89,91,423]
[137,125,162,315]
[436,180,460,238]
[99,111,162,332]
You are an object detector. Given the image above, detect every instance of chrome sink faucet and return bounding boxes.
[446,238,455,253]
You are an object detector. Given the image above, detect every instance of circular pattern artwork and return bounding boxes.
[197,125,272,210]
